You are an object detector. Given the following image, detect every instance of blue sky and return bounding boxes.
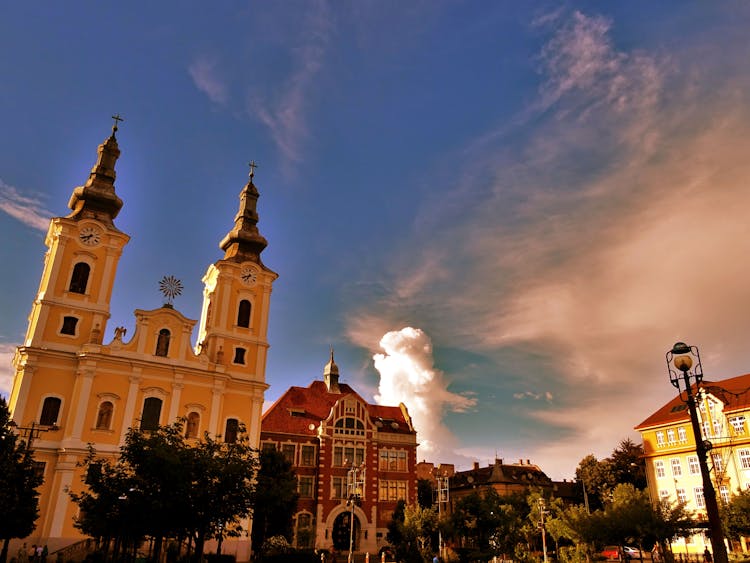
[2,2,750,479]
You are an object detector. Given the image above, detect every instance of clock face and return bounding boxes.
[240,266,258,285]
[79,226,102,247]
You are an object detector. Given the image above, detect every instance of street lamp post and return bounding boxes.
[666,342,728,563]
[436,474,450,561]
[346,462,365,563]
[538,498,549,563]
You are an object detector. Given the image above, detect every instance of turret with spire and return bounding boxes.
[219,161,268,264]
[324,347,340,393]
[67,115,124,226]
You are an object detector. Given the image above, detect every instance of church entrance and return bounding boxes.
[332,511,360,552]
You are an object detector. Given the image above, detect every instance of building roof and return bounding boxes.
[635,372,750,430]
[451,459,552,490]
[261,379,414,436]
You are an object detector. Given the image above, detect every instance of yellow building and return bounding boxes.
[8,122,277,558]
[636,372,750,554]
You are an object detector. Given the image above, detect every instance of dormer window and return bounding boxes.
[69,262,90,294]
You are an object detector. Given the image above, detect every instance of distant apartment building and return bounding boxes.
[260,352,418,554]
[636,372,750,554]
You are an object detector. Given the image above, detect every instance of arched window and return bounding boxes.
[61,316,78,335]
[155,329,170,357]
[237,300,252,328]
[224,418,239,444]
[69,262,90,294]
[40,397,61,426]
[141,397,162,430]
[334,417,365,436]
[185,412,200,439]
[95,401,113,430]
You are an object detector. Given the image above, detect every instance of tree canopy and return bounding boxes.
[250,448,299,553]
[0,398,43,563]
[71,420,257,561]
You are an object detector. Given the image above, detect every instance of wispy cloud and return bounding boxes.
[0,179,53,231]
[513,391,553,402]
[346,10,750,477]
[188,55,228,105]
[249,0,332,167]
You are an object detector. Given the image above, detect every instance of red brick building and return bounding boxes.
[260,352,418,555]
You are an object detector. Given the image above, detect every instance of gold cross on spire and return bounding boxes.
[248,160,258,181]
[111,113,124,133]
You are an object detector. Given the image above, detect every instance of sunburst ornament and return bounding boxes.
[159,275,183,306]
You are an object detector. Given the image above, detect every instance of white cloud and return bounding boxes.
[0,179,52,231]
[0,343,16,399]
[372,327,476,460]
[188,55,228,105]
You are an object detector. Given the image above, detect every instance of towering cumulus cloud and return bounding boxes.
[373,327,475,459]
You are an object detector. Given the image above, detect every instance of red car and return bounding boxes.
[600,547,621,560]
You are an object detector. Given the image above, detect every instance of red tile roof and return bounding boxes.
[635,372,750,430]
[262,380,414,436]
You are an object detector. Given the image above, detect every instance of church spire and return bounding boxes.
[67,115,124,225]
[219,161,268,263]
[324,347,340,393]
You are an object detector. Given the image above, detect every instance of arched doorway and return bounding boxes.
[332,511,360,552]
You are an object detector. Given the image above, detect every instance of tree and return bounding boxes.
[610,439,647,491]
[552,483,696,562]
[722,488,750,543]
[71,421,257,561]
[575,439,647,514]
[403,504,438,556]
[576,454,616,512]
[386,500,421,563]
[0,398,44,563]
[250,448,299,553]
[448,489,527,559]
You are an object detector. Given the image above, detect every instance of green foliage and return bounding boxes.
[448,488,529,558]
[575,440,646,511]
[70,420,257,561]
[552,483,696,556]
[722,488,750,540]
[0,397,44,563]
[250,449,299,551]
[386,500,422,563]
[403,503,438,557]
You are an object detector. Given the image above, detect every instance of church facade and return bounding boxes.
[260,353,418,556]
[8,122,276,558]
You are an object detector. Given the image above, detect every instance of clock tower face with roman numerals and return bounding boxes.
[79,224,102,246]
[240,264,258,285]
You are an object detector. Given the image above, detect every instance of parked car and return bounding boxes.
[600,546,620,560]
[623,547,643,559]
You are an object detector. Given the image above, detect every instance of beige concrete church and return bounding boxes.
[8,121,276,559]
